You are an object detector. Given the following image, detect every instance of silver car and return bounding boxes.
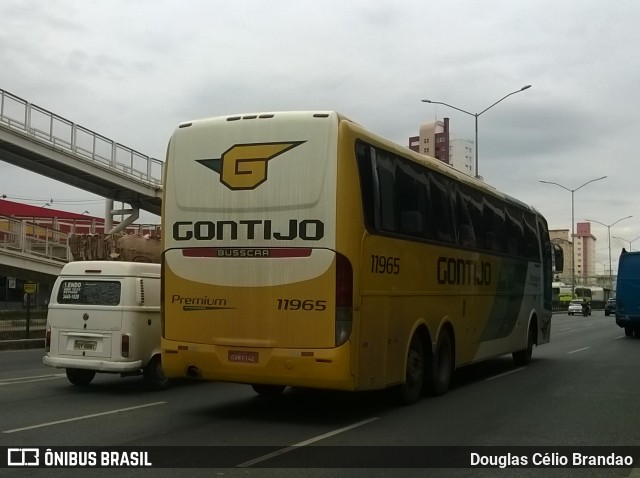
[568,299,586,316]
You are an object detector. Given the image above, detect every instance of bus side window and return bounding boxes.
[523,213,539,261]
[376,152,398,233]
[454,187,476,248]
[459,224,476,248]
[401,211,423,235]
[354,141,377,231]
[484,198,506,254]
[396,161,422,237]
[466,190,485,250]
[429,173,454,244]
[505,208,523,257]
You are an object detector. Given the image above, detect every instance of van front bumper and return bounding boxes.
[43,355,143,373]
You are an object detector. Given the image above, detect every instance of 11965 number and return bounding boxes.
[277,299,327,311]
[371,255,400,274]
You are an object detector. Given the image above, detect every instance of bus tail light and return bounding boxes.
[335,253,353,347]
[121,334,130,358]
[45,326,51,352]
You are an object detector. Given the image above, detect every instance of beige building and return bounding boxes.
[550,223,597,285]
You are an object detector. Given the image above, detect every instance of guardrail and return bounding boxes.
[0,88,163,186]
[0,313,46,341]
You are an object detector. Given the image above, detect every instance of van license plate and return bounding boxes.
[228,350,258,364]
[74,340,97,351]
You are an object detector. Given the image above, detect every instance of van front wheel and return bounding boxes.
[144,355,169,390]
[65,368,95,386]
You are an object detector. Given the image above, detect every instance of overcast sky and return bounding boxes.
[1,0,639,272]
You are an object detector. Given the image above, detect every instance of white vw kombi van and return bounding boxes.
[43,261,166,389]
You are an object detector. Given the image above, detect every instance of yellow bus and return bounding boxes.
[161,111,560,404]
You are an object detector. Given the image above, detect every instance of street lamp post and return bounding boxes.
[586,216,633,289]
[612,235,640,252]
[539,176,607,297]
[421,85,532,179]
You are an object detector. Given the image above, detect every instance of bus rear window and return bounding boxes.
[57,280,121,306]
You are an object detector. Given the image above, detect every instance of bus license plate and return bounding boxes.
[228,350,258,364]
[74,340,97,351]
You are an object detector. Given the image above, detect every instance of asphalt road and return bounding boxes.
[0,311,639,478]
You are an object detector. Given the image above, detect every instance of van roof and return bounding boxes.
[59,261,160,278]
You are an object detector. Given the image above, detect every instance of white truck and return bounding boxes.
[43,261,166,389]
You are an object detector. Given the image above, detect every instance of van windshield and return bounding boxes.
[57,280,121,306]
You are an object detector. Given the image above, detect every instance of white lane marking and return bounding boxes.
[485,367,525,381]
[2,401,166,433]
[568,347,590,354]
[0,373,65,385]
[237,416,380,467]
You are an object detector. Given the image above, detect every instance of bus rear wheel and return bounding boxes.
[396,333,425,405]
[65,368,96,386]
[427,330,453,396]
[251,384,286,397]
[625,327,633,337]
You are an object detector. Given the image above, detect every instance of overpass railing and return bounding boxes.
[0,88,163,186]
[0,214,70,263]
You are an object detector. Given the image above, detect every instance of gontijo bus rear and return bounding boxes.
[161,111,557,404]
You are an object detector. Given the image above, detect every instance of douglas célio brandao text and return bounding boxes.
[470,452,634,468]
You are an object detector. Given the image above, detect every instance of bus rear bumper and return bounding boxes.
[615,316,640,329]
[161,339,355,391]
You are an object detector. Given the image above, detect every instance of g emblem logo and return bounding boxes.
[197,141,305,190]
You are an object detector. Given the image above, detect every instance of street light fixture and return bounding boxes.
[586,216,633,289]
[421,85,532,179]
[539,176,607,296]
[612,235,640,252]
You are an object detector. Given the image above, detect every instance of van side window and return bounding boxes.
[57,280,121,306]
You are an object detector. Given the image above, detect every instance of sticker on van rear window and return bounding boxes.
[58,281,121,305]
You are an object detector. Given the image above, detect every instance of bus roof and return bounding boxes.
[60,261,160,278]
[176,110,356,129]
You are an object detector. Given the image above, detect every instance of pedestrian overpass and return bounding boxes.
[0,87,163,279]
[0,213,68,281]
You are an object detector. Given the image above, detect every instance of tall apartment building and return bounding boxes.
[575,222,597,278]
[409,118,450,164]
[409,118,474,176]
